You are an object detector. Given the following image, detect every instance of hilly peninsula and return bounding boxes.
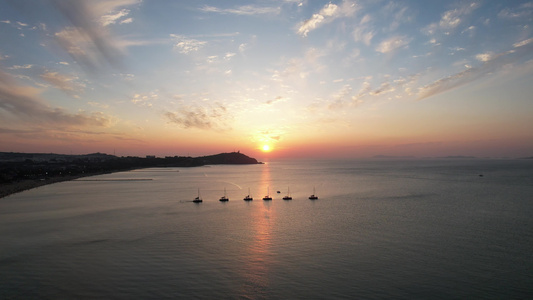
[0,151,261,198]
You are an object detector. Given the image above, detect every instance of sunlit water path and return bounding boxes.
[1,159,532,299]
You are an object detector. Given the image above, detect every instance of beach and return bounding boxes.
[0,174,101,199]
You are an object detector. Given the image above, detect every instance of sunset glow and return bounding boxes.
[0,1,532,158]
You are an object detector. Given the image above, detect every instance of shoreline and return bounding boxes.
[0,170,132,199]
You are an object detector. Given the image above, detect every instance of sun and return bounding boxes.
[262,144,271,152]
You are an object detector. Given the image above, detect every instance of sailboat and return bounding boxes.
[243,188,253,201]
[219,187,229,202]
[282,186,292,200]
[262,187,272,200]
[193,188,203,203]
[308,187,318,200]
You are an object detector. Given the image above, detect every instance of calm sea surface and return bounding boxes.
[1,159,532,299]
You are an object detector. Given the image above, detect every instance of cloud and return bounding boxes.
[254,129,285,144]
[170,34,207,54]
[225,52,236,60]
[475,52,494,62]
[53,26,122,71]
[369,82,395,96]
[88,101,109,109]
[8,64,34,70]
[327,84,353,109]
[513,37,533,48]
[200,4,280,15]
[239,43,248,53]
[100,8,131,26]
[498,2,533,19]
[48,0,141,71]
[40,71,84,93]
[417,41,533,100]
[423,2,480,35]
[265,96,285,105]
[271,47,326,83]
[382,3,413,32]
[375,35,411,53]
[297,0,357,37]
[353,27,375,46]
[164,104,231,131]
[120,18,133,24]
[131,91,157,107]
[0,69,110,127]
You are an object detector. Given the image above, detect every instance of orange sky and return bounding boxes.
[1,1,532,159]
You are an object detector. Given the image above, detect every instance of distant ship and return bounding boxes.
[243,188,253,201]
[282,187,292,200]
[263,187,272,200]
[219,188,229,202]
[193,188,203,203]
[309,187,318,200]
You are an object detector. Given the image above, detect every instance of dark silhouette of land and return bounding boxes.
[0,152,260,198]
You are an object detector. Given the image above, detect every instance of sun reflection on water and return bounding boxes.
[239,163,276,297]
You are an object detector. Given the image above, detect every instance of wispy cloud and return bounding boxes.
[271,47,325,83]
[253,128,286,145]
[417,41,533,100]
[265,96,286,105]
[200,4,280,16]
[353,15,375,46]
[513,37,533,48]
[100,8,131,26]
[327,84,354,109]
[498,2,533,19]
[423,1,480,35]
[8,64,34,70]
[164,104,232,131]
[0,69,110,126]
[40,71,84,94]
[297,0,357,37]
[375,35,411,53]
[170,34,207,54]
[475,52,494,62]
[47,0,140,71]
[131,91,158,108]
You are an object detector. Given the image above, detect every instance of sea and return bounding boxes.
[1,158,532,299]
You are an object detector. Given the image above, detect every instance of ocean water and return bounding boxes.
[1,159,532,299]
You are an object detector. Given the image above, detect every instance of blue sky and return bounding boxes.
[1,0,532,158]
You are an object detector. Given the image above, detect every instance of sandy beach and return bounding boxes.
[0,175,92,199]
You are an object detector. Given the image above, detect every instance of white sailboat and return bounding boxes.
[309,187,318,200]
[193,188,203,203]
[262,187,272,200]
[219,187,229,202]
[243,188,253,201]
[283,186,292,200]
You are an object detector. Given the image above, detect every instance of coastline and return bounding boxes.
[0,151,261,199]
[0,170,125,199]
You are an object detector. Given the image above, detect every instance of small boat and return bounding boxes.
[308,187,318,200]
[193,188,203,203]
[243,188,253,201]
[263,187,272,201]
[219,188,229,202]
[282,187,292,200]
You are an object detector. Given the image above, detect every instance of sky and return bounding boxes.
[0,0,532,159]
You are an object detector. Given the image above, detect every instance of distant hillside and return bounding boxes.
[373,155,416,159]
[195,152,260,165]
